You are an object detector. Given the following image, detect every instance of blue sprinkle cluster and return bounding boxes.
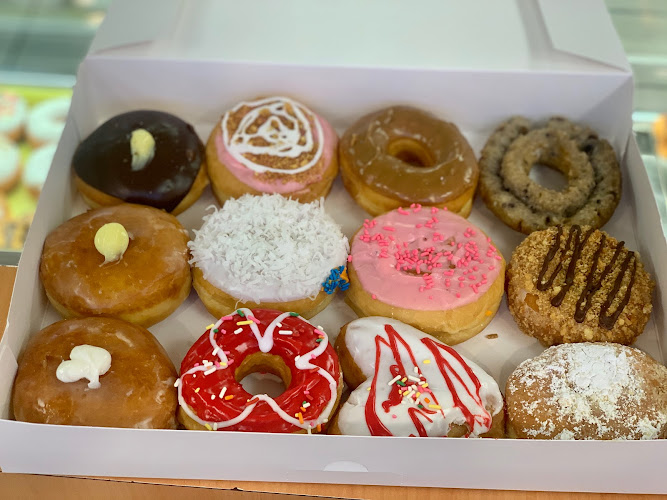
[322,265,350,294]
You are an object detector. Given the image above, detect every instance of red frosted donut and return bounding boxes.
[177,308,342,433]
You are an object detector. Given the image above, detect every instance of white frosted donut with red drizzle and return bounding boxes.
[332,317,504,437]
[346,204,506,344]
[177,308,342,433]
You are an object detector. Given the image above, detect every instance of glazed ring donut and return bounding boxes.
[506,343,667,440]
[26,96,70,147]
[346,204,505,345]
[507,225,655,346]
[23,143,56,198]
[73,110,208,215]
[12,317,178,429]
[40,204,192,327]
[479,116,622,234]
[339,106,479,217]
[177,308,342,433]
[207,96,338,203]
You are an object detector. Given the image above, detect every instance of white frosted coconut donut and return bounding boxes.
[331,317,504,437]
[0,135,21,192]
[0,91,28,141]
[23,143,57,198]
[26,96,71,147]
[189,194,349,319]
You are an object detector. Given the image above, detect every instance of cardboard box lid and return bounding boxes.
[89,0,630,73]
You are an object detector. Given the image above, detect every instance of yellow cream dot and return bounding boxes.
[94,222,130,263]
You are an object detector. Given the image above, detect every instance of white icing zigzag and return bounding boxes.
[221,96,324,174]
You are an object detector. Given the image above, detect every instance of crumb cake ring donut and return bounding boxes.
[73,110,208,214]
[12,317,178,428]
[26,96,70,147]
[346,204,505,344]
[40,204,192,327]
[177,308,342,433]
[207,96,338,203]
[189,194,349,319]
[506,343,667,440]
[331,317,504,437]
[339,106,479,217]
[0,135,21,192]
[479,116,622,234]
[507,225,655,346]
[0,91,27,141]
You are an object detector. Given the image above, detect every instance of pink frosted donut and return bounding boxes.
[346,205,506,344]
[206,96,338,203]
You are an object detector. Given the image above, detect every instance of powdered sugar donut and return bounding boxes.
[346,204,505,344]
[207,96,338,203]
[0,135,21,192]
[332,317,504,437]
[23,143,56,198]
[189,194,349,319]
[26,96,71,147]
[0,91,28,141]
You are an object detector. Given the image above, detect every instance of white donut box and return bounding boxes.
[1,0,665,494]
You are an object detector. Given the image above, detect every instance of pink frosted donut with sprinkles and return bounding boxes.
[346,204,506,345]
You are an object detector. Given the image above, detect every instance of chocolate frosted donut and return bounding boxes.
[73,110,207,214]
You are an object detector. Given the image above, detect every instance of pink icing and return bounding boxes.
[215,113,337,194]
[350,205,503,311]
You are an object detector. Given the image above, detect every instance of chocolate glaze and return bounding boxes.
[536,225,638,329]
[72,110,204,212]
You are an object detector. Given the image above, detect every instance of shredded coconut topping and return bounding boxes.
[189,194,348,303]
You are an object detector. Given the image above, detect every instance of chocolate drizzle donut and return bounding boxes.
[507,225,654,346]
[73,110,205,213]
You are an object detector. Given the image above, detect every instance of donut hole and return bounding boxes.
[235,352,291,398]
[387,138,435,167]
[529,162,569,191]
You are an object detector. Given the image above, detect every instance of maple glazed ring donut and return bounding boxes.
[507,225,655,346]
[177,308,343,433]
[207,96,338,203]
[479,116,622,234]
[339,106,479,217]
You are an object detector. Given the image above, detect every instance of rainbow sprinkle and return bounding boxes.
[321,265,350,294]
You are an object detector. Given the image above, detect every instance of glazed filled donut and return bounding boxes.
[339,106,479,217]
[0,135,21,192]
[177,308,342,433]
[0,91,27,141]
[331,317,504,437]
[506,343,667,440]
[207,96,338,203]
[479,116,622,234]
[346,204,505,345]
[507,225,654,346]
[189,194,349,319]
[40,204,192,327]
[23,143,56,198]
[26,96,70,147]
[12,317,178,429]
[73,110,208,214]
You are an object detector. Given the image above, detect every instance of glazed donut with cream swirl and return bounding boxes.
[346,204,505,345]
[189,194,349,319]
[177,308,342,433]
[207,96,338,203]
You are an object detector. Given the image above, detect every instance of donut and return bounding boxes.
[207,96,338,204]
[40,203,192,327]
[331,317,504,437]
[22,143,56,198]
[0,135,21,192]
[339,106,479,217]
[479,116,622,234]
[507,225,654,346]
[26,96,71,147]
[72,110,208,214]
[346,204,505,345]
[177,308,342,433]
[0,90,28,141]
[506,343,667,440]
[12,317,178,429]
[189,194,349,319]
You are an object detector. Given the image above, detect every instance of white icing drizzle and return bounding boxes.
[221,96,323,174]
[177,309,338,431]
